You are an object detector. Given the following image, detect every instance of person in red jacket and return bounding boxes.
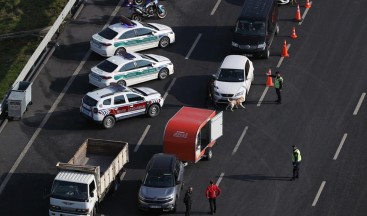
[205,180,221,215]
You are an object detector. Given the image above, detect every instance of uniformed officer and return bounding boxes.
[184,186,193,216]
[291,145,302,180]
[269,71,283,104]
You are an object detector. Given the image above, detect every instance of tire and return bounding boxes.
[205,147,213,160]
[158,36,170,48]
[156,6,167,19]
[117,80,126,86]
[275,24,280,35]
[114,47,126,56]
[102,116,115,129]
[134,0,144,5]
[131,13,142,22]
[147,104,160,117]
[172,198,177,213]
[263,49,270,59]
[158,68,169,80]
[113,179,120,192]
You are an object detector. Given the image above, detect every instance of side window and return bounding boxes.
[135,28,153,36]
[119,30,136,39]
[89,181,96,196]
[103,99,111,105]
[174,161,180,179]
[114,95,126,105]
[120,62,136,72]
[135,60,151,68]
[245,60,250,78]
[126,93,144,103]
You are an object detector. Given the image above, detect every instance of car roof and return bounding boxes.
[148,153,176,172]
[220,55,249,70]
[106,52,142,65]
[108,20,144,34]
[238,0,275,21]
[87,84,132,100]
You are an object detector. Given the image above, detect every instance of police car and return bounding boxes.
[80,83,164,129]
[89,52,174,88]
[90,17,175,57]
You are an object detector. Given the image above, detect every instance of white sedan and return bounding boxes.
[212,55,254,103]
[89,52,174,87]
[90,17,175,57]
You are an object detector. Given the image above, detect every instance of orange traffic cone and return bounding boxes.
[281,40,289,57]
[290,27,298,39]
[266,71,274,87]
[295,4,302,22]
[305,0,311,8]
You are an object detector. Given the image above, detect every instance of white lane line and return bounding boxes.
[276,44,291,68]
[0,119,8,134]
[210,0,222,15]
[232,126,248,155]
[0,1,124,195]
[312,181,326,206]
[299,1,312,26]
[353,92,366,115]
[185,33,202,60]
[134,125,151,152]
[257,86,269,107]
[216,172,225,186]
[333,133,347,160]
[163,78,176,100]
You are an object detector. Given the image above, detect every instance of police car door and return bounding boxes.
[134,28,157,50]
[117,62,137,86]
[117,29,139,52]
[126,93,146,115]
[112,94,130,120]
[134,59,157,83]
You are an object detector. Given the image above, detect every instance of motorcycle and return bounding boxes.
[129,0,167,21]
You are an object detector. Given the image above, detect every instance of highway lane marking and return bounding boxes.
[312,181,326,206]
[299,1,312,26]
[333,133,347,160]
[0,119,8,134]
[276,44,291,68]
[134,125,151,152]
[185,33,202,60]
[257,86,269,107]
[0,1,125,195]
[210,0,221,15]
[232,126,248,155]
[163,78,176,100]
[353,92,366,115]
[216,172,225,186]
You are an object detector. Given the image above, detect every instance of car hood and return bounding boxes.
[214,81,244,94]
[135,87,160,96]
[145,54,171,63]
[233,33,264,45]
[140,186,175,199]
[149,23,172,31]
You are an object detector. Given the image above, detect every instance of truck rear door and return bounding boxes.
[210,111,223,142]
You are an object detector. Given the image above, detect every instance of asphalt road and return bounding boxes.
[0,0,367,215]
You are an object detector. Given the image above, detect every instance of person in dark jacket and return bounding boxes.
[184,186,193,216]
[269,71,283,104]
[205,180,221,215]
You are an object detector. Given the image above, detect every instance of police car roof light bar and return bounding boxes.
[118,52,136,60]
[110,83,127,92]
[120,16,136,28]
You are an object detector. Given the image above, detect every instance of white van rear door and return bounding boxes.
[210,111,223,142]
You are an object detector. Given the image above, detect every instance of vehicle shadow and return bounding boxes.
[225,174,291,182]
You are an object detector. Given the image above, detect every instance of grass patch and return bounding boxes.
[0,0,68,99]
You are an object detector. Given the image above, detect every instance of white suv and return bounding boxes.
[80,84,164,129]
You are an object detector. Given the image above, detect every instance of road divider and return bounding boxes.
[163,78,176,100]
[216,172,225,186]
[185,33,202,60]
[210,0,221,15]
[333,133,347,160]
[312,181,326,206]
[134,125,151,152]
[353,92,365,115]
[232,126,248,155]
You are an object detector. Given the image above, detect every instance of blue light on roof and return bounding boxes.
[110,83,126,91]
[118,52,135,60]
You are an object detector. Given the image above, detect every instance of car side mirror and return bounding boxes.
[90,191,94,197]
[176,180,181,185]
[211,74,217,80]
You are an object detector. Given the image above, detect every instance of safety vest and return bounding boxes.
[292,149,302,162]
[275,76,283,89]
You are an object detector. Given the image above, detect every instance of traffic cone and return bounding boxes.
[281,40,289,58]
[305,0,311,8]
[290,27,298,39]
[266,71,274,87]
[295,4,302,22]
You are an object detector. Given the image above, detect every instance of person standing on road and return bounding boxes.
[184,186,193,216]
[269,71,283,104]
[205,180,221,215]
[291,145,302,180]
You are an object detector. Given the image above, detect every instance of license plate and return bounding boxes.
[82,108,91,116]
[92,40,101,48]
[150,205,161,209]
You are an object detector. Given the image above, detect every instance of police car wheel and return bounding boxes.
[158,68,169,80]
[115,47,126,56]
[205,147,213,160]
[103,116,115,129]
[275,24,280,35]
[148,104,160,117]
[134,0,144,5]
[117,80,126,86]
[159,36,170,48]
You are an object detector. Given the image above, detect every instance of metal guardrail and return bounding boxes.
[0,0,81,115]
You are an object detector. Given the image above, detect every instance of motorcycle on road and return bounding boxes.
[129,0,167,21]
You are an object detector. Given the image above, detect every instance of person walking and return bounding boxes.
[184,186,193,216]
[269,71,283,104]
[291,145,302,180]
[205,180,221,215]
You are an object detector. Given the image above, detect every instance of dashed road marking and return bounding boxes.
[353,92,365,115]
[185,33,202,59]
[163,78,176,100]
[216,172,225,186]
[276,44,291,68]
[299,1,312,26]
[333,133,347,160]
[210,0,222,15]
[257,87,269,107]
[312,181,326,206]
[232,126,248,155]
[134,125,151,152]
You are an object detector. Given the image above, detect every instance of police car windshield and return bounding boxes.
[131,87,147,96]
[98,27,118,40]
[235,21,265,36]
[143,171,174,188]
[217,69,244,82]
[97,60,118,73]
[140,54,157,62]
[141,22,159,31]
